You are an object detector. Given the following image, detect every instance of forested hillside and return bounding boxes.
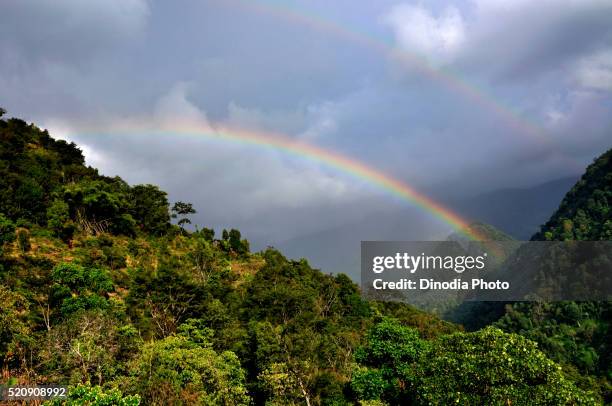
[495,149,612,402]
[0,113,604,404]
[532,149,611,241]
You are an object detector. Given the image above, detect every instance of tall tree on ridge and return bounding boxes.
[171,201,196,231]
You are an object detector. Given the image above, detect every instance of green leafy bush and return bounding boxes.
[50,263,114,316]
[16,228,30,253]
[124,323,250,405]
[0,213,15,255]
[44,385,140,406]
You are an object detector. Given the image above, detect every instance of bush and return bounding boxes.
[0,213,15,256]
[124,325,250,405]
[50,263,114,317]
[44,385,140,406]
[46,199,75,242]
[15,218,33,228]
[16,228,30,253]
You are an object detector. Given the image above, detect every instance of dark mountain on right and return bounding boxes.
[493,148,612,402]
[531,148,612,241]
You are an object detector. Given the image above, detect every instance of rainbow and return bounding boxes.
[220,0,581,171]
[81,123,487,241]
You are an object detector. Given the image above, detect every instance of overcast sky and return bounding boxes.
[1,0,611,248]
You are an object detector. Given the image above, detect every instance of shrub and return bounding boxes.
[16,228,30,253]
[44,385,140,406]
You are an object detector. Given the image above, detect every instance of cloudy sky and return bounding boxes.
[1,0,611,250]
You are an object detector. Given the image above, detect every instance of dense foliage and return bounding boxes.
[46,385,140,406]
[532,149,611,242]
[351,318,595,405]
[0,114,607,405]
[0,115,173,238]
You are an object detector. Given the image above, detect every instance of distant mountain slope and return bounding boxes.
[277,177,578,278]
[455,176,579,240]
[448,221,515,242]
[275,208,439,279]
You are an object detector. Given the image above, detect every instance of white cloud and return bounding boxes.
[382,4,465,65]
[155,82,211,128]
[41,120,109,169]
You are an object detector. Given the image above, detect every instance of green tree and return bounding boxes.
[127,265,206,338]
[50,263,114,317]
[198,227,215,242]
[351,318,429,403]
[62,179,135,236]
[171,201,196,230]
[242,249,367,405]
[125,323,250,405]
[0,116,88,223]
[47,199,75,241]
[39,310,141,385]
[187,237,217,283]
[129,184,170,235]
[417,327,595,405]
[228,229,249,255]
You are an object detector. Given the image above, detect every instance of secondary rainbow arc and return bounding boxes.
[222,0,581,171]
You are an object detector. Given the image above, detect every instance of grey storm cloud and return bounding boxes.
[1,0,611,254]
[0,0,148,64]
